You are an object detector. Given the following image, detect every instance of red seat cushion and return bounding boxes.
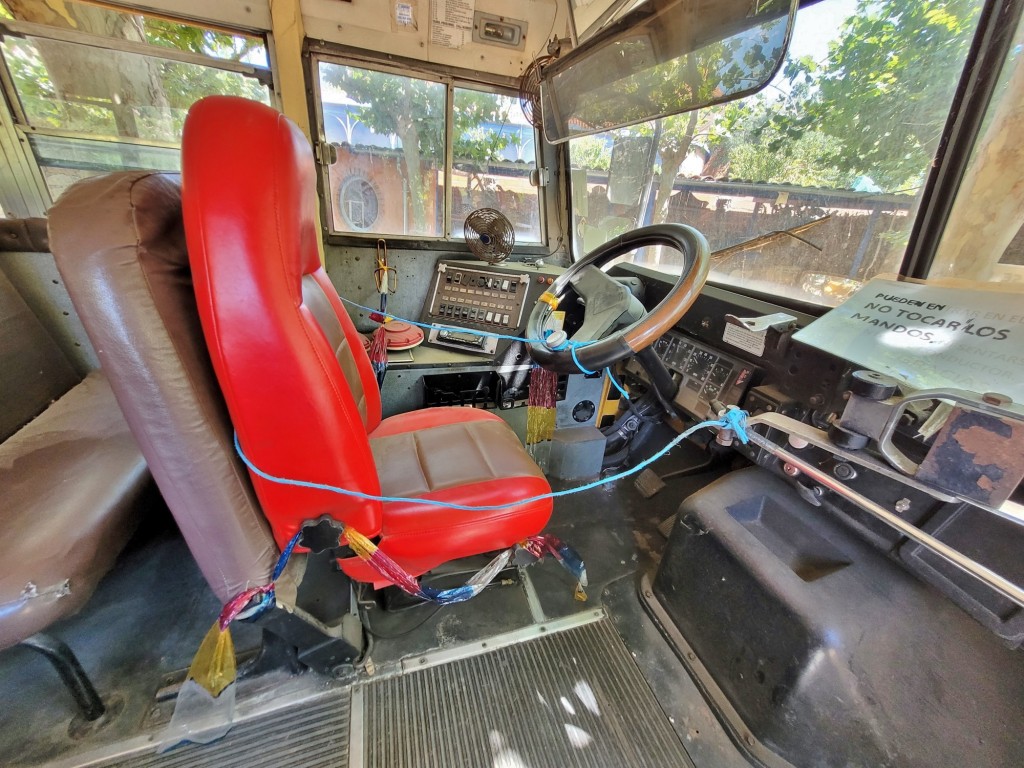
[339,414,552,584]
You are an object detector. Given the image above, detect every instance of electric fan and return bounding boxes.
[518,55,552,129]
[464,208,515,264]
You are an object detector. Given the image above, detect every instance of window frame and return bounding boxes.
[562,0,1018,314]
[308,46,549,251]
[0,10,274,206]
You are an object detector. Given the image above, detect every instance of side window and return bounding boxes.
[452,87,542,243]
[0,0,272,202]
[318,63,445,238]
[315,59,544,243]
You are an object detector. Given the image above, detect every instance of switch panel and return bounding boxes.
[422,260,549,355]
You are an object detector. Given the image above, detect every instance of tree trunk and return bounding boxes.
[651,112,699,224]
[8,1,174,143]
[395,106,428,234]
[931,42,1024,282]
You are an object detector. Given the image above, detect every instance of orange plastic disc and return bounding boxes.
[383,321,424,350]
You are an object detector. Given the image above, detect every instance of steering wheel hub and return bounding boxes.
[527,224,710,374]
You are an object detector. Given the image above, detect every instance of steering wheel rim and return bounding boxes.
[527,224,710,374]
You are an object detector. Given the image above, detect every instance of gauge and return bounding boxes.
[685,349,716,380]
[702,381,722,400]
[709,363,732,386]
[655,336,671,355]
[671,343,691,369]
[664,337,678,360]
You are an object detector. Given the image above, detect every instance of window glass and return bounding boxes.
[0,3,271,201]
[568,0,986,307]
[931,14,1024,285]
[452,87,541,242]
[316,61,544,242]
[4,38,267,144]
[319,62,445,238]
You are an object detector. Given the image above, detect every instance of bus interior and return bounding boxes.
[1,0,1023,766]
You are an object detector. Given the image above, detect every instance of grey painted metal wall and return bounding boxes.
[0,252,98,374]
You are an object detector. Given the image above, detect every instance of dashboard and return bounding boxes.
[614,263,1024,646]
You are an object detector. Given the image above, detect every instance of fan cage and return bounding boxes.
[464,208,516,264]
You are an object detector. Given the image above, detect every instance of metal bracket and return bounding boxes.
[739,415,1024,610]
[724,312,796,334]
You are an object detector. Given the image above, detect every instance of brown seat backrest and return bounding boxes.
[49,171,277,601]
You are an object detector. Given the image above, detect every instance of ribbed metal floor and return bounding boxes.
[360,619,692,768]
[101,691,350,768]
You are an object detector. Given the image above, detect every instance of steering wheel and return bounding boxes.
[527,224,710,374]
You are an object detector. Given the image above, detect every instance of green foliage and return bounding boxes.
[728,125,856,187]
[143,19,266,64]
[569,135,612,171]
[452,90,519,166]
[763,0,982,191]
[3,4,269,146]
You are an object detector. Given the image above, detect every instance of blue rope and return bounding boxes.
[233,410,749,512]
[339,294,615,386]
[570,343,596,375]
[605,367,630,400]
[721,406,750,444]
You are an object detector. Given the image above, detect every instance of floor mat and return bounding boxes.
[360,618,693,768]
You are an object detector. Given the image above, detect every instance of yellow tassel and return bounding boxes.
[187,621,237,698]
[345,527,377,560]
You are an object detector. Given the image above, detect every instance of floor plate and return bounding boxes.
[359,618,692,768]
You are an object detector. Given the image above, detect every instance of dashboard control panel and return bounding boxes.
[420,259,562,355]
[650,331,759,419]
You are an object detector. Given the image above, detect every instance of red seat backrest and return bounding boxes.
[182,96,384,547]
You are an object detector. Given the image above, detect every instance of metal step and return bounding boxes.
[359,618,692,768]
[97,691,350,768]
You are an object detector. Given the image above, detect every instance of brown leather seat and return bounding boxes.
[0,237,151,650]
[0,371,148,650]
[49,172,277,603]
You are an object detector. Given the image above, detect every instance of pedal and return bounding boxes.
[634,468,666,499]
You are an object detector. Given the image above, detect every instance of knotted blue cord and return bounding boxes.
[233,410,750,512]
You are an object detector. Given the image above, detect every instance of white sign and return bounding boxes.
[723,323,766,357]
[396,2,415,27]
[794,278,1024,401]
[431,0,474,49]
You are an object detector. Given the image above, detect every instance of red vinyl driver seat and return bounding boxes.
[181,96,552,585]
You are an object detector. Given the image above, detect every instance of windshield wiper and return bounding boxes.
[711,214,831,261]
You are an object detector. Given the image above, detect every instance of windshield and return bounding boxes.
[568,0,986,307]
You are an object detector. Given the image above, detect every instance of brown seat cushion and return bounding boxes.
[0,371,149,650]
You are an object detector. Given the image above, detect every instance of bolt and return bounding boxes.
[687,651,695,660]
[745,734,756,747]
[701,317,712,329]
[783,463,800,477]
[895,498,911,513]
[809,394,825,407]
[788,436,809,450]
[419,657,428,665]
[982,392,1012,406]
[833,462,857,481]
